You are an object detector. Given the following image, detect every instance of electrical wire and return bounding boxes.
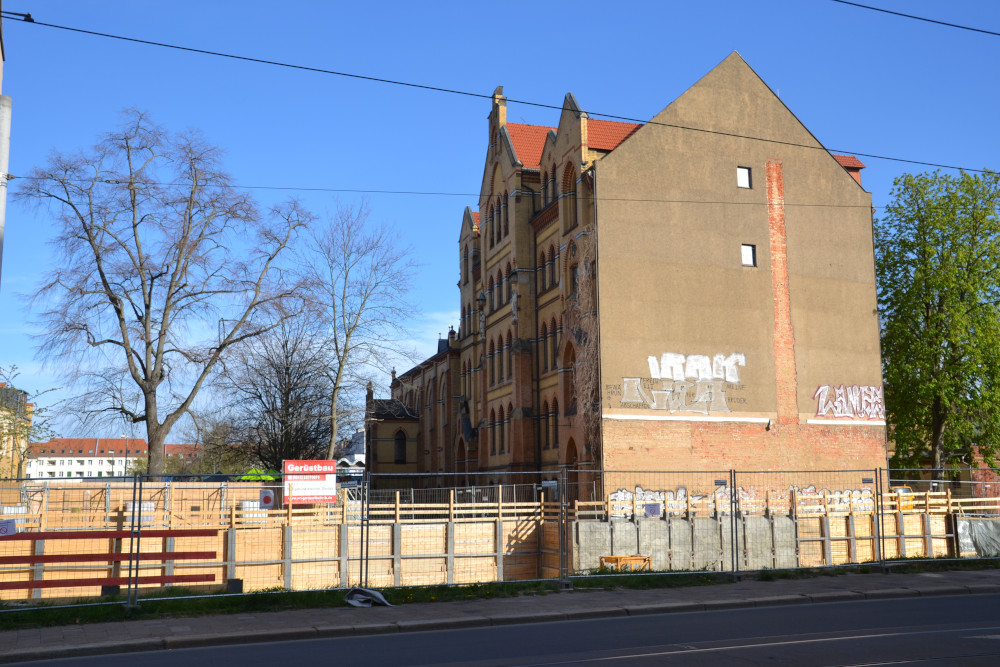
[0,12,990,175]
[13,174,886,209]
[830,1,1000,38]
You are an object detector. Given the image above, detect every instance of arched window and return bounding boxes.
[538,252,547,292]
[562,163,577,229]
[507,402,514,454]
[548,245,557,287]
[490,409,497,455]
[441,378,448,425]
[503,191,510,236]
[488,206,495,248]
[505,331,513,378]
[489,340,496,385]
[542,171,549,205]
[505,263,512,303]
[488,276,495,312]
[463,244,469,284]
[565,345,577,410]
[428,383,435,427]
[550,317,559,369]
[394,430,407,464]
[498,406,505,453]
[542,401,550,450]
[552,399,559,449]
[496,271,504,307]
[540,323,548,371]
[550,164,557,200]
[495,196,502,241]
[496,336,504,382]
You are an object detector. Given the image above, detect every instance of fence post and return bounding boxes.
[283,523,293,590]
[730,469,739,579]
[495,515,504,582]
[875,468,884,567]
[393,523,402,587]
[560,468,569,584]
[339,518,349,588]
[30,538,44,600]
[40,486,48,532]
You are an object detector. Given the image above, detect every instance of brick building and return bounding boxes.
[367,53,888,496]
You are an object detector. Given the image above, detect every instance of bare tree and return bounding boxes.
[182,410,254,475]
[15,111,310,475]
[301,203,418,459]
[217,317,333,471]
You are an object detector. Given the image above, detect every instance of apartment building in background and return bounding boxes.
[24,438,200,479]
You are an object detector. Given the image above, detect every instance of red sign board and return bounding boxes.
[283,460,337,504]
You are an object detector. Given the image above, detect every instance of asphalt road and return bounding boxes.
[20,594,1000,666]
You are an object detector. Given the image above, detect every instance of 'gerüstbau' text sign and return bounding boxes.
[283,460,337,504]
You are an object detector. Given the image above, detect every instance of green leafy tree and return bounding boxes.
[876,170,1000,471]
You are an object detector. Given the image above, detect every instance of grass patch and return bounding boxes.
[0,588,351,631]
[0,580,563,632]
[572,571,727,591]
[1,557,997,632]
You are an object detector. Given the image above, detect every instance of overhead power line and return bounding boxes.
[830,1,1000,38]
[14,174,889,209]
[0,12,990,175]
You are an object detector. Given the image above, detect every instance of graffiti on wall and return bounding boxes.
[813,384,885,420]
[617,352,746,414]
[608,484,876,519]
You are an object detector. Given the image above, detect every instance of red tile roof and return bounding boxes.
[472,212,480,223]
[506,123,555,170]
[832,154,866,169]
[27,437,200,458]
[587,119,642,151]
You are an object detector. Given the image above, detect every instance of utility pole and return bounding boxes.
[0,1,15,291]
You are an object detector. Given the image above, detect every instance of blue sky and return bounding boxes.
[1,0,998,435]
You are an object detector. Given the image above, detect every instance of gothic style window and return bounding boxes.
[552,399,560,449]
[394,431,407,464]
[490,409,497,455]
[542,401,550,449]
[540,323,548,371]
[498,406,505,453]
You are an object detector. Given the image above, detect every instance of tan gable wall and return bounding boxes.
[592,53,885,472]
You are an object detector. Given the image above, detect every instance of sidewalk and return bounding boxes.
[2,568,999,663]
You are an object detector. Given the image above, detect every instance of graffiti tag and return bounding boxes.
[813,384,885,420]
[620,352,745,414]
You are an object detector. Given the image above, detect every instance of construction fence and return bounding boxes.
[0,468,997,608]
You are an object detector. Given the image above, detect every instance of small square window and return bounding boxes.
[737,166,752,189]
[741,244,757,267]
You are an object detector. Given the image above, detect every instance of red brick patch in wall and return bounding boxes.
[766,161,799,425]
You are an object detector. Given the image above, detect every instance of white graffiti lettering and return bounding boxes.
[609,485,876,518]
[647,352,745,382]
[624,352,745,413]
[814,384,885,420]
